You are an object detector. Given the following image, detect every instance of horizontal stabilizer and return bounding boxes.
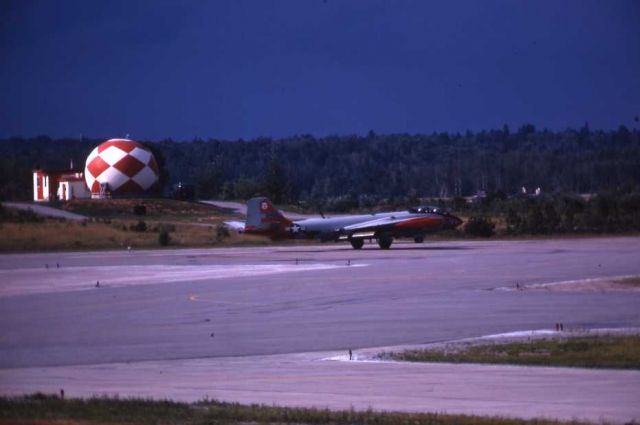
[224,221,245,232]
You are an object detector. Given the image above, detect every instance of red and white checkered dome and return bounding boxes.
[84,139,159,193]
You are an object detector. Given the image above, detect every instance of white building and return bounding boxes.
[57,175,91,201]
[33,169,90,202]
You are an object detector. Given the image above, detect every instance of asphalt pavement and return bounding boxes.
[1,237,639,422]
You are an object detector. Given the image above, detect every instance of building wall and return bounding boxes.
[33,173,43,201]
[44,175,51,200]
[70,180,91,199]
[34,170,89,202]
[57,182,69,201]
[57,180,91,201]
[33,171,50,202]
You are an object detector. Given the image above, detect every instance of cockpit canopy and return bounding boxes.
[408,206,450,215]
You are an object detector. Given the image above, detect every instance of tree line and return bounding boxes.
[449,191,640,237]
[1,125,639,207]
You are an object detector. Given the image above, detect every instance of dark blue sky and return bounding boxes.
[1,0,639,140]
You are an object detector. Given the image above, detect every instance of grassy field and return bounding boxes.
[61,198,223,223]
[0,394,591,425]
[380,335,640,369]
[0,199,274,252]
[0,219,270,252]
[1,198,637,252]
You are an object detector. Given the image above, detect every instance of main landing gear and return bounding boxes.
[414,235,424,243]
[350,239,364,250]
[349,236,393,249]
[377,235,393,249]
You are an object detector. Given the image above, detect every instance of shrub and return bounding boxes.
[158,229,170,246]
[0,208,44,223]
[130,220,147,232]
[215,224,230,242]
[464,216,495,237]
[133,205,147,216]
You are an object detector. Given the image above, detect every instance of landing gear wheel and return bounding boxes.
[414,236,424,243]
[378,235,393,249]
[350,239,364,250]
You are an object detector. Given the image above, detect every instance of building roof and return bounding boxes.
[33,168,83,174]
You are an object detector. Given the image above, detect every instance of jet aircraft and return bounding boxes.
[226,197,463,249]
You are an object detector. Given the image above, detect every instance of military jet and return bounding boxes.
[226,197,463,249]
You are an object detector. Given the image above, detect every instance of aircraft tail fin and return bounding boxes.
[245,197,292,238]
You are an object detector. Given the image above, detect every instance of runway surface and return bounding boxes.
[1,237,640,422]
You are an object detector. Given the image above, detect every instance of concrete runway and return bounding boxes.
[1,237,640,422]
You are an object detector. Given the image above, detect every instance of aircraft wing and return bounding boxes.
[343,216,412,231]
[342,215,443,234]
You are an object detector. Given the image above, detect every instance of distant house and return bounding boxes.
[467,190,487,204]
[520,186,542,198]
[33,168,90,202]
[57,174,91,201]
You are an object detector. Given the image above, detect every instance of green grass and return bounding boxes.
[381,335,640,369]
[0,394,592,425]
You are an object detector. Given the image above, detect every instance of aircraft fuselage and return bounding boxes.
[234,197,463,249]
